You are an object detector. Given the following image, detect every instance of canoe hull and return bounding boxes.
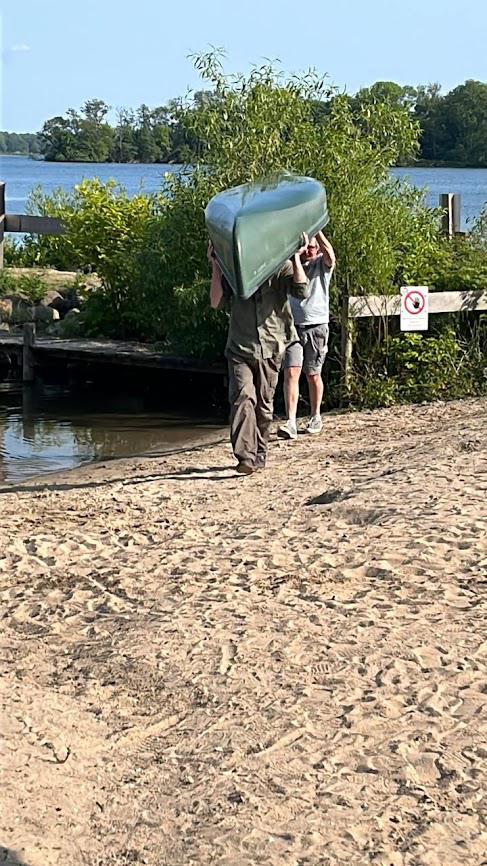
[205,174,328,299]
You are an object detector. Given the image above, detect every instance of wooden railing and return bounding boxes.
[340,288,487,400]
[0,181,64,267]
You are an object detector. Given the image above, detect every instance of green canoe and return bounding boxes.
[205,173,328,299]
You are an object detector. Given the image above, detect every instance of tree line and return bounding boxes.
[0,131,41,156]
[351,79,487,166]
[2,79,487,167]
[2,97,204,164]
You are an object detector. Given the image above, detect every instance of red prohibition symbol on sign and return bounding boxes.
[404,290,425,315]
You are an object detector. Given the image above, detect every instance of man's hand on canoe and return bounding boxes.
[296,232,309,259]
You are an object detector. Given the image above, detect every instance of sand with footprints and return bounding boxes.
[1,397,486,866]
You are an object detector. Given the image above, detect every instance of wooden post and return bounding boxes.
[23,323,36,382]
[440,193,453,236]
[451,194,462,234]
[340,293,353,406]
[440,193,462,236]
[0,182,5,270]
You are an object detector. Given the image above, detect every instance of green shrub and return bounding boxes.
[353,374,399,409]
[352,324,486,408]
[0,271,16,294]
[3,237,30,267]
[388,329,464,401]
[0,269,49,303]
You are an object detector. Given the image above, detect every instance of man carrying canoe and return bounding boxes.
[209,239,310,475]
[278,231,336,439]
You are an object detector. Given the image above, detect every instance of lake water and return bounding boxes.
[1,156,487,229]
[391,166,487,229]
[0,373,226,484]
[0,155,179,213]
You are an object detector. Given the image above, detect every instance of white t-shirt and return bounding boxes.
[289,254,332,326]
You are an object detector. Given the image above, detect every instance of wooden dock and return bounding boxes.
[0,332,225,379]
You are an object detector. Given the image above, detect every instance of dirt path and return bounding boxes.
[1,398,486,866]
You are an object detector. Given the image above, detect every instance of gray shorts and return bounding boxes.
[284,324,329,375]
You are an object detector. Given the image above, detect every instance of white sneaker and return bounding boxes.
[277,419,298,440]
[305,415,323,435]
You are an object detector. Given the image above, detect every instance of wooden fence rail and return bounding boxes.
[340,288,487,400]
[349,289,487,318]
[0,181,64,268]
[4,214,64,235]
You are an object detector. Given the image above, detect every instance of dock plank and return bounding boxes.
[0,336,225,374]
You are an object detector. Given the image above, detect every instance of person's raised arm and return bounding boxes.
[208,241,224,309]
[288,233,310,299]
[316,230,336,271]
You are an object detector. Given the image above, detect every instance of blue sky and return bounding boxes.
[1,0,486,132]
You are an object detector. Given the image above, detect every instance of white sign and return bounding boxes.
[400,286,429,331]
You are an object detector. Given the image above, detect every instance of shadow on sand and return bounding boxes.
[0,847,32,866]
[0,437,239,495]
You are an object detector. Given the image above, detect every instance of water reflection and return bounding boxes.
[0,375,226,483]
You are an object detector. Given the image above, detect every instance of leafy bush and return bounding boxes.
[388,329,465,402]
[3,237,31,267]
[0,269,49,303]
[352,322,486,408]
[0,270,17,294]
[138,51,442,354]
[15,180,171,337]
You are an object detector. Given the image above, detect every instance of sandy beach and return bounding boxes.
[1,397,486,866]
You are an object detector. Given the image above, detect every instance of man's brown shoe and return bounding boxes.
[236,461,254,475]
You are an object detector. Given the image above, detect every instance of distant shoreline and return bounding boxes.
[3,153,487,170]
[0,153,182,166]
[401,159,487,170]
